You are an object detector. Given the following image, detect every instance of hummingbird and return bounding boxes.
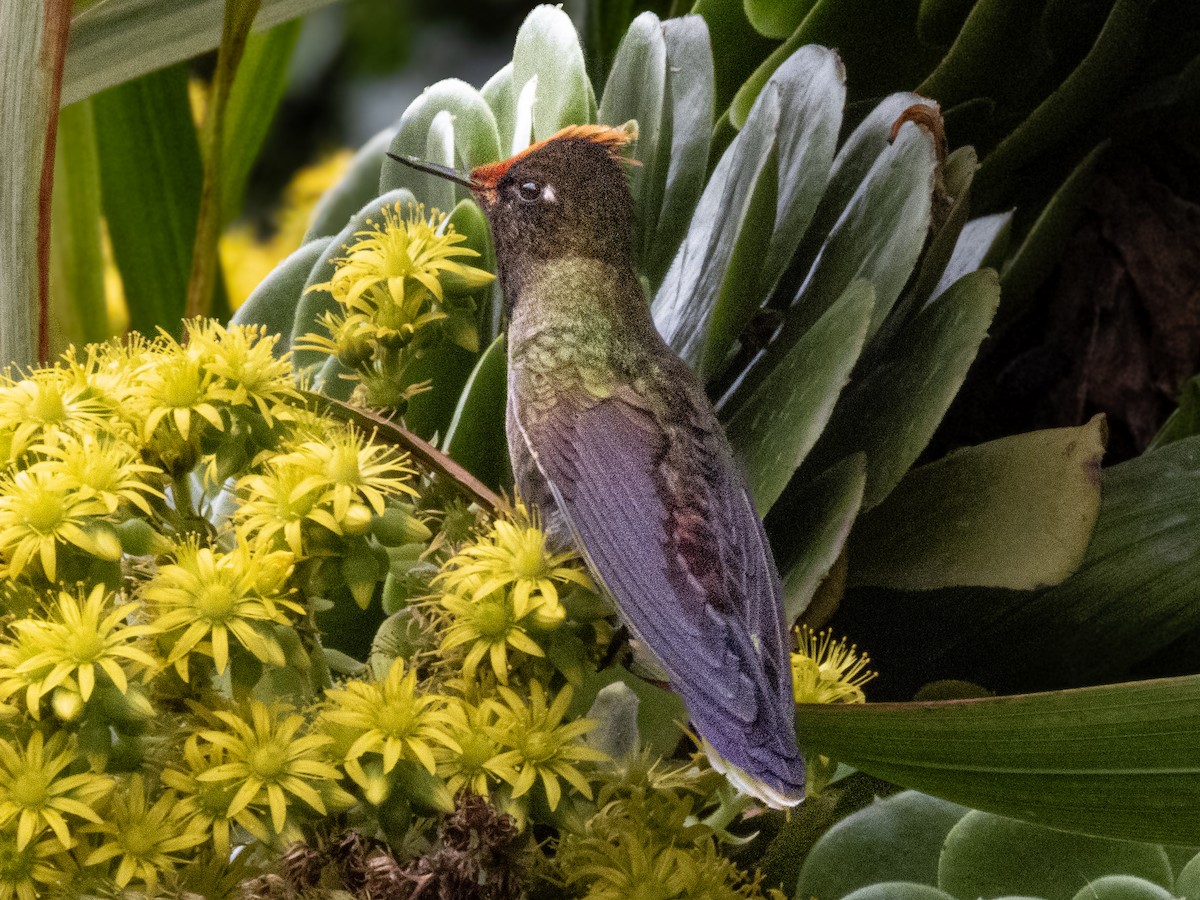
[390,124,805,807]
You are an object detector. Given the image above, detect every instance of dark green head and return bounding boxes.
[390,124,638,303]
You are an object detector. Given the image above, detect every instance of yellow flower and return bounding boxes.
[437,504,594,623]
[0,366,111,453]
[143,540,304,680]
[321,657,457,787]
[82,773,205,895]
[436,695,505,798]
[195,701,341,836]
[186,319,301,427]
[0,730,111,850]
[11,584,158,705]
[0,828,65,900]
[439,583,545,684]
[0,469,110,582]
[486,681,605,811]
[133,332,226,443]
[161,734,246,858]
[277,425,418,520]
[791,626,876,705]
[27,431,163,516]
[234,461,340,558]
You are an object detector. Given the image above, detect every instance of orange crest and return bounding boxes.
[471,123,639,191]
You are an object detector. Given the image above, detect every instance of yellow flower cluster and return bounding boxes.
[297,202,495,409]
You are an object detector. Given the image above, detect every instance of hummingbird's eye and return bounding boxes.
[516,181,542,203]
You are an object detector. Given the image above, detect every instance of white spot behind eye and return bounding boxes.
[542,184,557,203]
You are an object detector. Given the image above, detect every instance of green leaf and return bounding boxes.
[1177,854,1200,900]
[480,64,516,156]
[49,97,108,355]
[394,341,478,444]
[442,335,510,492]
[745,0,819,40]
[838,885,957,900]
[939,812,1172,900]
[219,18,301,225]
[1149,375,1200,451]
[771,454,866,625]
[849,416,1106,591]
[1070,877,1178,900]
[379,78,502,204]
[93,64,202,339]
[511,5,596,144]
[793,674,1200,844]
[795,791,969,900]
[63,0,339,106]
[231,238,329,350]
[931,209,1012,303]
[304,126,397,241]
[645,16,714,289]
[598,12,666,272]
[569,667,688,760]
[1,0,67,368]
[651,79,778,373]
[801,269,1000,509]
[998,141,1108,327]
[974,0,1149,209]
[290,187,416,372]
[727,280,874,514]
[688,0,779,114]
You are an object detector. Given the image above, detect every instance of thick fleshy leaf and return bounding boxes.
[767,453,866,625]
[838,434,1200,697]
[569,667,689,760]
[849,416,1106,591]
[399,342,479,444]
[290,187,416,372]
[651,82,778,373]
[838,885,957,900]
[379,78,502,202]
[93,64,201,339]
[1149,375,1200,451]
[931,209,1012,303]
[441,335,509,492]
[644,16,715,288]
[745,0,819,40]
[938,812,1173,900]
[800,268,1000,509]
[689,0,779,114]
[2,0,69,367]
[62,0,339,106]
[49,98,107,355]
[1070,877,1177,900]
[304,126,397,241]
[598,12,666,273]
[230,238,329,350]
[726,280,874,514]
[480,63,516,156]
[511,5,596,143]
[794,674,1200,844]
[997,141,1108,327]
[796,791,969,900]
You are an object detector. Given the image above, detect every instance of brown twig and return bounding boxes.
[304,390,504,513]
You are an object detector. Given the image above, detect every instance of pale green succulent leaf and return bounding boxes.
[771,453,866,626]
[744,0,819,40]
[598,12,666,270]
[938,811,1173,898]
[651,80,778,372]
[304,126,397,242]
[727,279,874,514]
[480,63,516,156]
[931,209,1012,304]
[569,667,689,760]
[379,78,502,203]
[442,334,510,492]
[794,674,1200,844]
[512,5,596,143]
[231,238,330,351]
[800,268,1000,509]
[849,416,1106,592]
[63,0,339,106]
[796,791,969,900]
[645,15,715,287]
[837,885,958,900]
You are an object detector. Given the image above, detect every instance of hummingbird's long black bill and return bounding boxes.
[387,152,477,190]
